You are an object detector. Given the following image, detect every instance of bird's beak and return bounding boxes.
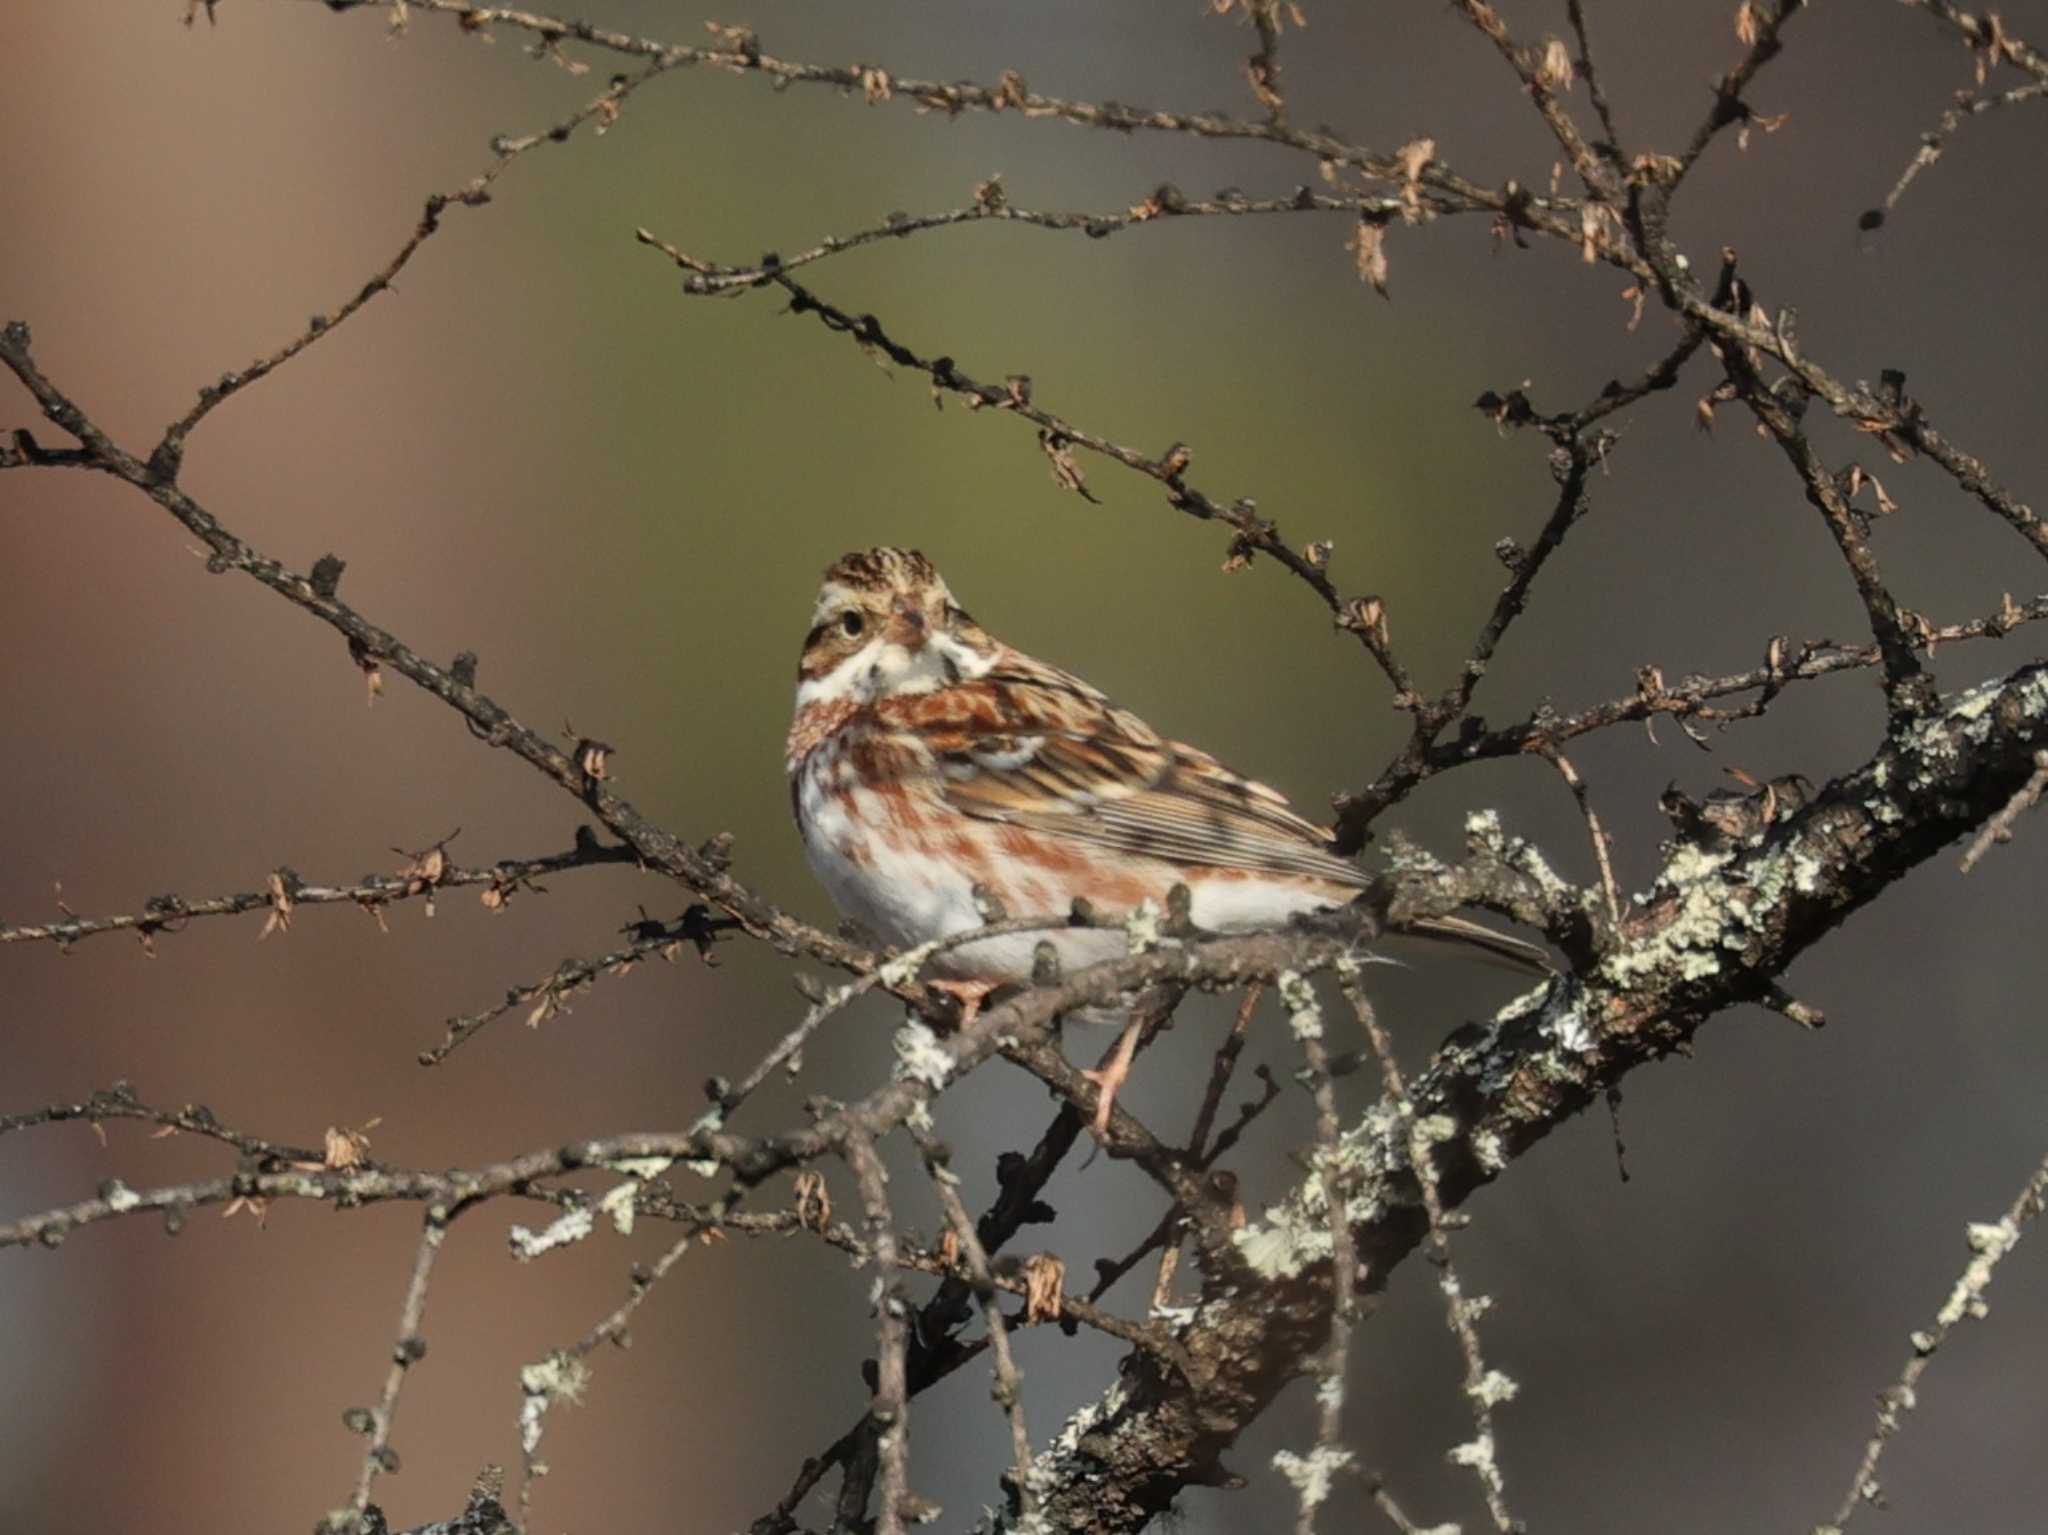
[886,598,928,651]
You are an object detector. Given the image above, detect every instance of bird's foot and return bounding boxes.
[1080,1016,1145,1139]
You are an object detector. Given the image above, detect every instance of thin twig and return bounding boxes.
[1536,743,1623,933]
[149,53,680,479]
[911,1128,1036,1521]
[350,1209,455,1525]
[517,1221,702,1525]
[1336,592,2048,841]
[1278,972,1358,1534]
[1873,77,2048,223]
[1899,0,2048,83]
[422,905,735,1065]
[2,915,1426,1252]
[0,321,896,994]
[294,0,1589,235]
[632,259,1426,703]
[1450,0,1613,196]
[655,187,1441,295]
[1,836,636,952]
[1819,1144,2048,1532]
[710,912,1094,1118]
[1670,296,2048,566]
[1674,0,1806,183]
[1341,966,1519,1534]
[1957,749,2048,872]
[0,1083,328,1161]
[1565,0,1622,149]
[843,1129,911,1535]
[1350,1465,1441,1534]
[1134,982,1267,1307]
[1189,983,1266,1160]
[1722,336,1937,722]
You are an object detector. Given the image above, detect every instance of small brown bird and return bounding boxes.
[785,548,1545,1127]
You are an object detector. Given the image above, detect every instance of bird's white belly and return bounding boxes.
[795,750,994,944]
[796,749,1346,986]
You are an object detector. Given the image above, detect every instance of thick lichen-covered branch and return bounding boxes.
[1002,662,2048,1533]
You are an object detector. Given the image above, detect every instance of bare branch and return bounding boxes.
[0,834,635,952]
[1342,970,1518,1533]
[911,1127,1036,1523]
[1278,972,1361,1535]
[1020,662,2048,1530]
[1338,592,2048,841]
[1818,1143,2048,1532]
[421,903,734,1066]
[148,53,675,480]
[843,1129,913,1535]
[297,0,1562,224]
[1870,76,2048,225]
[1720,333,1938,722]
[1450,0,1614,196]
[1675,0,1806,183]
[1670,299,2048,566]
[631,262,1426,702]
[515,1220,703,1525]
[0,321,894,992]
[1957,748,2048,872]
[708,912,1109,1118]
[650,186,1449,296]
[1900,0,2048,83]
[348,1210,455,1528]
[1565,0,1622,150]
[1536,743,1623,934]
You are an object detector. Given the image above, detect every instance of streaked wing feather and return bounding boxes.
[928,658,1366,888]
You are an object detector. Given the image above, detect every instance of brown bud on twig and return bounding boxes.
[1020,1252,1065,1323]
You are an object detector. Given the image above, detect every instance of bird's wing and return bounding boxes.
[889,650,1369,888]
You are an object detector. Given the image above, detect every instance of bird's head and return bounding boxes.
[794,547,995,706]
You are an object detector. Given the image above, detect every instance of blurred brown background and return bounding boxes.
[5,3,2048,1531]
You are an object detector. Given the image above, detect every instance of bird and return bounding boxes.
[785,547,1547,1131]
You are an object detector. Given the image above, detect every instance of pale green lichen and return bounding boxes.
[605,1155,674,1181]
[1233,1201,1335,1279]
[1499,978,1592,1053]
[1935,1216,2021,1327]
[1382,836,1451,878]
[1277,968,1324,1041]
[997,1376,1132,1522]
[1448,1431,1497,1472]
[893,1020,954,1090]
[683,1107,724,1179]
[103,1179,141,1213]
[1467,1369,1520,1407]
[1466,808,1569,893]
[1471,1127,1509,1174]
[1414,1113,1459,1145]
[1604,842,1737,988]
[876,955,922,989]
[518,1351,590,1454]
[509,1206,593,1260]
[597,1180,638,1236]
[1273,1445,1352,1513]
[1123,898,1164,954]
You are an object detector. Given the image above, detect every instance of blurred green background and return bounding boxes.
[5,2,2048,1531]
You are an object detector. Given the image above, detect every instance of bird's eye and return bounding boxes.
[839,611,866,638]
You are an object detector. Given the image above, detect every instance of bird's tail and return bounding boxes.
[1395,912,1554,975]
